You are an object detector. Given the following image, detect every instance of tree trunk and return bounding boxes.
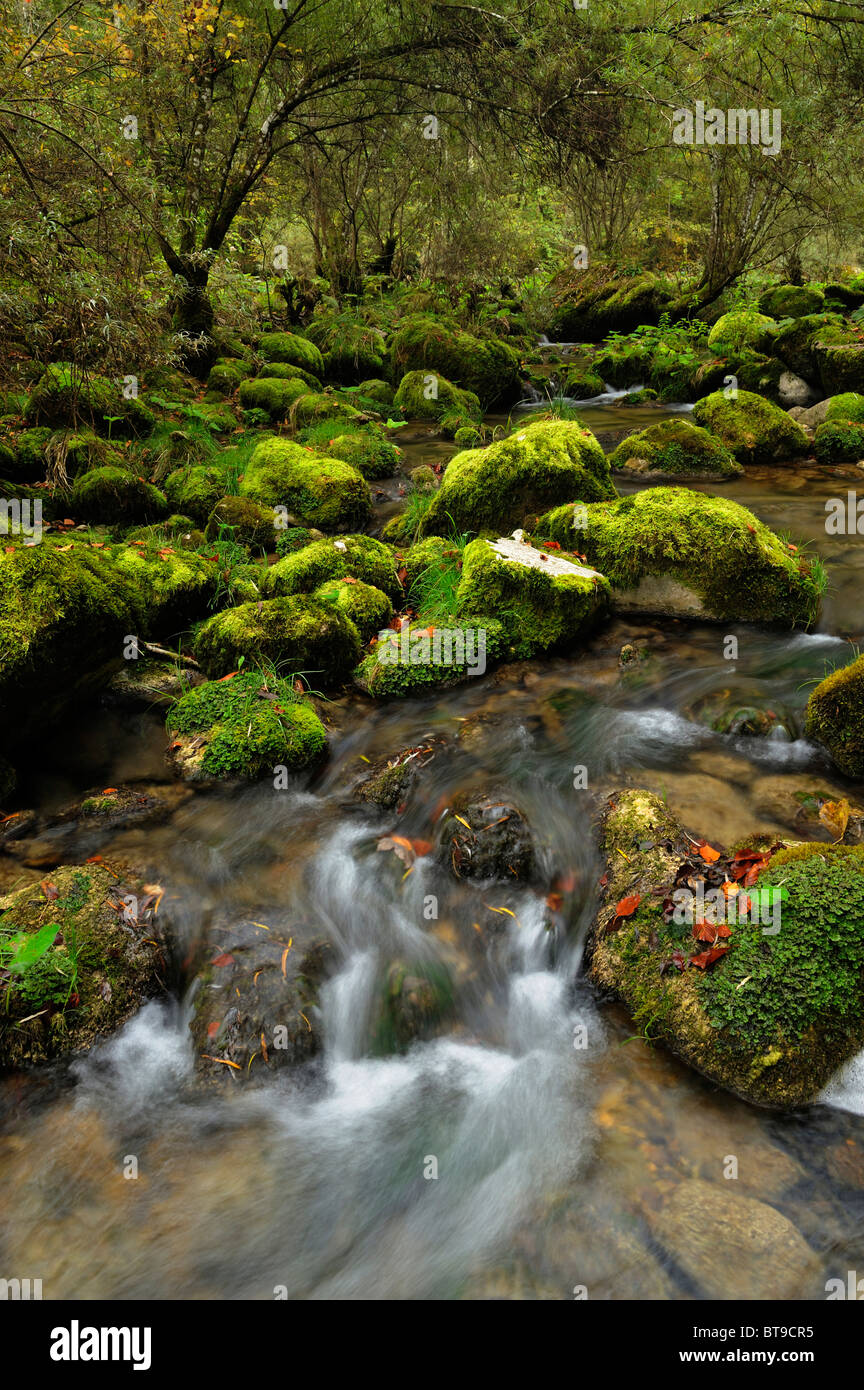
[167,255,217,378]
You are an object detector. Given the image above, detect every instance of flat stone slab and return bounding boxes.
[489,535,603,581]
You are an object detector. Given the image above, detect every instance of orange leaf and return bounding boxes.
[614,894,641,918]
[210,953,235,967]
[698,843,721,863]
[201,1055,241,1070]
[207,1021,220,1039]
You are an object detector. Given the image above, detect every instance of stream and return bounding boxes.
[2,398,864,1300]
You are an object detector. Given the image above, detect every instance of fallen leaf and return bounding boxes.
[698,842,721,863]
[614,894,641,918]
[690,945,730,969]
[211,952,235,967]
[819,798,850,843]
[201,1055,241,1070]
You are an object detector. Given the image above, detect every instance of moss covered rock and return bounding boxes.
[194,594,361,682]
[10,426,51,480]
[70,466,168,524]
[455,535,610,656]
[256,331,324,378]
[772,312,850,380]
[824,391,864,424]
[805,653,864,777]
[816,341,864,395]
[237,375,310,419]
[355,618,508,698]
[416,419,616,537]
[163,464,227,524]
[692,389,810,465]
[813,418,864,464]
[357,378,394,405]
[255,362,322,391]
[609,418,742,480]
[0,864,169,1069]
[536,488,825,628]
[204,495,277,548]
[167,669,327,781]
[207,357,252,396]
[263,533,401,601]
[390,315,521,408]
[25,363,154,436]
[707,311,777,353]
[312,577,393,642]
[238,437,372,531]
[305,316,387,383]
[589,789,864,1106]
[393,370,482,433]
[561,366,606,399]
[758,284,825,320]
[547,270,674,341]
[314,428,400,480]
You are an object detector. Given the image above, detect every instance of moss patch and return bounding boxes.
[609,418,742,479]
[194,594,361,683]
[263,533,401,602]
[805,652,864,776]
[692,389,810,465]
[238,437,371,531]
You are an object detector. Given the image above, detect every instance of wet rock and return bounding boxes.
[649,1179,820,1299]
[806,651,864,778]
[778,371,818,408]
[439,790,535,884]
[0,864,169,1069]
[188,919,333,1083]
[373,959,454,1052]
[354,741,443,811]
[751,774,864,842]
[105,657,204,708]
[825,1140,864,1189]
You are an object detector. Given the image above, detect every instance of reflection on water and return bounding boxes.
[1,402,864,1300]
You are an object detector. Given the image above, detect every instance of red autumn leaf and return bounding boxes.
[546,891,564,912]
[210,953,235,967]
[41,880,59,901]
[690,946,730,969]
[698,842,721,863]
[670,948,687,972]
[102,787,118,794]
[598,873,609,888]
[614,894,641,918]
[542,540,561,550]
[410,838,433,857]
[207,1021,220,1039]
[715,922,732,938]
[396,566,408,584]
[692,920,716,942]
[85,854,104,863]
[555,871,577,892]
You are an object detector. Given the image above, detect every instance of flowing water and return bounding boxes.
[2,401,864,1300]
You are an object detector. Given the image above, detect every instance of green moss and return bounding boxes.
[355,618,508,698]
[10,427,51,480]
[393,370,482,432]
[257,332,325,378]
[548,270,674,340]
[455,537,610,656]
[204,495,277,548]
[356,378,394,405]
[206,357,252,395]
[692,389,810,465]
[238,437,371,531]
[561,366,605,399]
[390,315,521,408]
[237,376,310,419]
[813,418,864,464]
[263,533,401,601]
[25,363,153,436]
[167,669,326,780]
[312,577,393,641]
[758,284,825,319]
[300,426,400,480]
[274,526,314,558]
[70,467,167,524]
[193,594,361,682]
[0,864,168,1066]
[287,391,365,431]
[305,316,386,383]
[805,652,864,776]
[707,311,776,353]
[592,341,653,388]
[772,312,849,378]
[817,341,864,395]
[163,464,227,524]
[108,541,218,632]
[256,362,322,390]
[825,392,864,424]
[609,418,742,479]
[416,418,617,537]
[400,536,454,592]
[537,487,825,628]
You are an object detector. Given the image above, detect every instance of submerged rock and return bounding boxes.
[536,488,825,628]
[609,418,742,480]
[166,670,327,781]
[439,790,535,883]
[588,788,864,1106]
[0,864,168,1069]
[455,534,610,656]
[805,651,864,777]
[692,389,810,465]
[416,419,617,538]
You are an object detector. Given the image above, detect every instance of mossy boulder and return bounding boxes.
[70,467,168,524]
[315,428,400,480]
[692,389,810,465]
[357,378,394,405]
[772,312,849,379]
[256,331,324,378]
[813,419,864,464]
[400,536,458,593]
[0,864,169,1069]
[163,464,227,524]
[390,315,521,408]
[805,653,864,777]
[609,418,742,480]
[824,392,864,424]
[455,535,610,656]
[354,618,507,698]
[238,375,310,419]
[107,540,218,633]
[25,364,154,437]
[416,419,617,537]
[207,357,252,396]
[263,533,401,602]
[393,370,482,432]
[166,669,327,781]
[204,495,277,549]
[255,362,322,391]
[193,594,361,683]
[816,341,864,395]
[561,366,605,399]
[238,437,372,531]
[547,270,674,341]
[10,426,51,479]
[592,341,653,389]
[287,391,365,431]
[305,316,387,383]
[536,488,825,628]
[312,577,393,642]
[758,284,825,319]
[707,311,777,354]
[589,789,864,1107]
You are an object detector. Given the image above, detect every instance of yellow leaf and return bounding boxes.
[820,798,851,843]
